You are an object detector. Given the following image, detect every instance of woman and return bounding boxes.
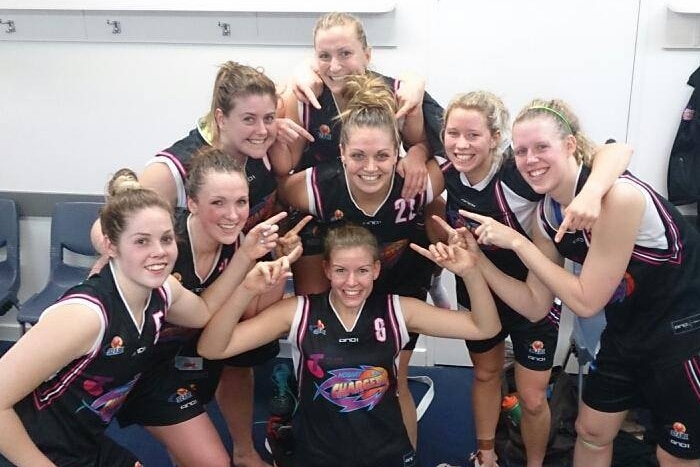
[278,73,443,447]
[432,91,632,467]
[0,180,222,466]
[115,149,294,467]
[138,61,293,467]
[275,12,447,302]
[461,99,700,467]
[197,223,500,467]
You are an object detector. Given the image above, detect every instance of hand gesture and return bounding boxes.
[276,215,312,257]
[410,215,480,276]
[242,245,302,294]
[394,75,425,120]
[396,151,428,199]
[289,58,323,109]
[458,209,525,251]
[555,191,599,242]
[240,212,288,260]
[274,118,315,147]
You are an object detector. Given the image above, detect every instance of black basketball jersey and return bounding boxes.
[539,166,700,361]
[307,162,433,296]
[155,210,239,352]
[152,123,278,233]
[442,158,540,306]
[296,73,445,172]
[288,292,412,466]
[14,263,170,466]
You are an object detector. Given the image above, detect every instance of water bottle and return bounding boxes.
[502,393,522,427]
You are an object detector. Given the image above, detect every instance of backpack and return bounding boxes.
[495,365,578,467]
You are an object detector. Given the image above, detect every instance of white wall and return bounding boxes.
[2,1,700,357]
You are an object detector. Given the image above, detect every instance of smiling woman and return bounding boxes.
[0,183,223,466]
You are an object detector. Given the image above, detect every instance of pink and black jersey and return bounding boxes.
[306,162,433,298]
[14,263,170,466]
[539,166,700,362]
[442,158,540,306]
[150,126,278,233]
[286,291,415,467]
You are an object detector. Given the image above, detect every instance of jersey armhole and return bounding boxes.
[390,295,410,348]
[42,298,107,356]
[146,156,187,208]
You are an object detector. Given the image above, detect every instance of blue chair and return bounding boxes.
[0,199,20,316]
[17,201,103,333]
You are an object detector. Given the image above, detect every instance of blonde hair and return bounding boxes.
[323,223,379,261]
[313,12,368,51]
[203,61,278,144]
[443,91,510,166]
[106,168,139,199]
[514,99,596,166]
[337,73,400,151]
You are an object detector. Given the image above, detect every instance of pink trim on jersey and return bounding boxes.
[294,296,312,393]
[621,174,683,265]
[310,167,325,220]
[440,161,453,174]
[494,181,517,229]
[302,102,310,131]
[385,295,402,376]
[156,151,188,180]
[33,293,109,410]
[683,356,700,402]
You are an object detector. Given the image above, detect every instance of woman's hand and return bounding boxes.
[242,245,302,294]
[459,209,526,251]
[395,74,426,120]
[288,57,324,109]
[396,147,429,199]
[410,214,481,277]
[555,190,599,242]
[274,118,315,147]
[240,212,288,260]
[276,215,312,258]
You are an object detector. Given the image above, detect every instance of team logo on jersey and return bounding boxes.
[609,272,635,305]
[77,376,139,423]
[309,319,326,335]
[169,387,194,404]
[317,124,332,140]
[313,366,389,412]
[527,340,546,362]
[331,209,344,222]
[669,421,691,449]
[105,335,125,356]
[380,239,409,269]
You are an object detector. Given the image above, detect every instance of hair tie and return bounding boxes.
[528,105,573,134]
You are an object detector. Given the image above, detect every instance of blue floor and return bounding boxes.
[106,359,477,467]
[0,340,478,466]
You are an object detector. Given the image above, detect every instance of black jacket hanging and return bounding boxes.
[667,65,700,205]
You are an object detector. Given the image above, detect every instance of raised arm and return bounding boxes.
[277,169,312,213]
[463,181,645,317]
[0,305,102,466]
[408,225,500,340]
[197,248,301,359]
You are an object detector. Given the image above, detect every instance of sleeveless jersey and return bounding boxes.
[296,73,445,172]
[14,263,170,466]
[307,162,433,297]
[155,210,239,354]
[150,125,278,233]
[287,292,412,466]
[442,157,540,306]
[539,166,700,361]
